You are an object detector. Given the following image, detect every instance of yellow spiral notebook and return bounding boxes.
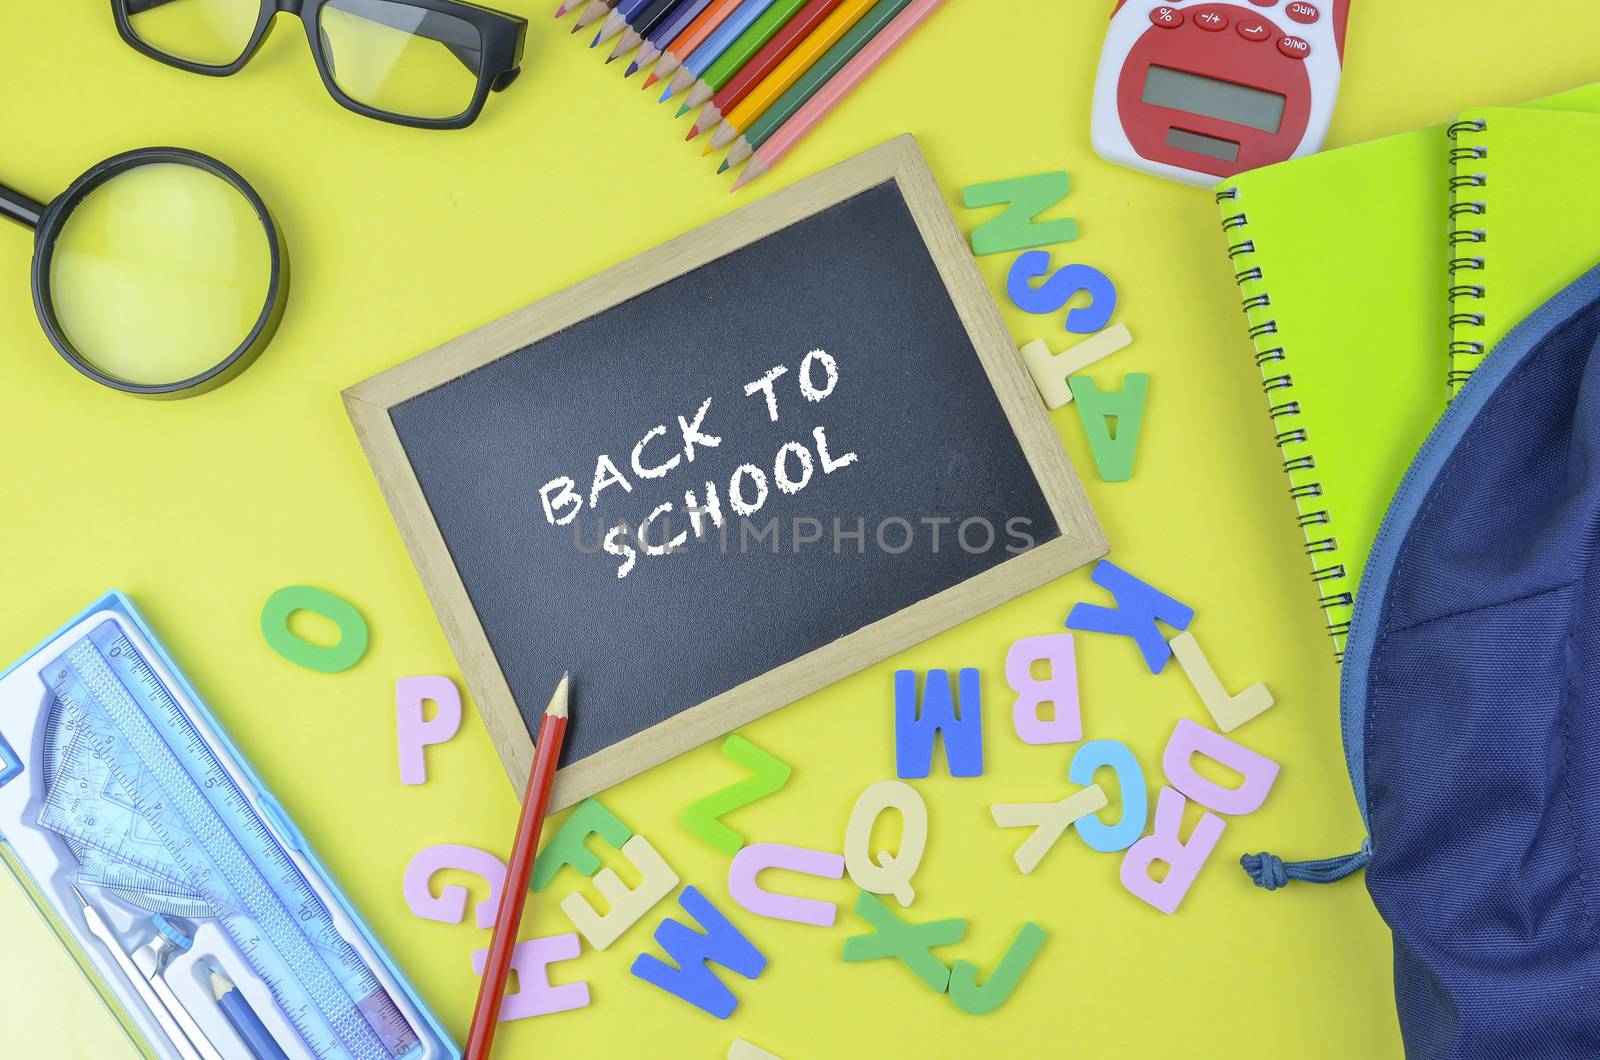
[1214,83,1600,661]
[1447,102,1600,392]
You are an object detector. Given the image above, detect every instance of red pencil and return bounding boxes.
[686,0,844,140]
[464,675,571,1060]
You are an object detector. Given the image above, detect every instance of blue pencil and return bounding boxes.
[659,0,778,102]
[592,0,653,46]
[210,969,289,1060]
[626,0,716,76]
[606,0,690,64]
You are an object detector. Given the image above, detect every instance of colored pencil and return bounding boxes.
[660,0,779,102]
[609,0,691,64]
[626,0,715,76]
[643,0,746,90]
[733,0,940,191]
[593,0,653,46]
[464,676,571,1060]
[573,0,616,30]
[678,0,810,116]
[719,0,910,169]
[704,0,876,152]
[686,0,841,138]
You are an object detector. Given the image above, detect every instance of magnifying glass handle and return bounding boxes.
[0,181,44,229]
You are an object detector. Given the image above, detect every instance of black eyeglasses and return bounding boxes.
[113,0,526,129]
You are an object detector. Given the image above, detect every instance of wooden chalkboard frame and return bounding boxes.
[344,135,1107,807]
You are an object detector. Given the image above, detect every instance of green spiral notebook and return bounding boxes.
[1213,83,1600,662]
[1447,102,1600,393]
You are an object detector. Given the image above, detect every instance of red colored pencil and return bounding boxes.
[464,675,571,1060]
[686,0,843,140]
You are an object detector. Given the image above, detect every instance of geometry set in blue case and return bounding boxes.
[0,592,457,1060]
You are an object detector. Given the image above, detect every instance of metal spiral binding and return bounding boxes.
[1447,119,1489,391]
[1216,185,1349,661]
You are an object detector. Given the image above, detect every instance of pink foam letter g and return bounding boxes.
[1005,634,1081,745]
[403,844,507,928]
[1119,788,1224,915]
[1162,718,1279,816]
[728,843,846,927]
[397,676,462,784]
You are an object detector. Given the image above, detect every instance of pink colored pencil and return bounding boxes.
[731,0,942,192]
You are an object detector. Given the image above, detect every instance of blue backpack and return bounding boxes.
[1242,266,1600,1057]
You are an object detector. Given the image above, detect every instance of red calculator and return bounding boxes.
[1090,0,1350,186]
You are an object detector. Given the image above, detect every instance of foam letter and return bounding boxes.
[991,786,1107,874]
[1019,325,1134,409]
[403,844,506,928]
[531,799,632,892]
[841,892,966,992]
[1162,718,1279,816]
[1170,632,1274,732]
[895,669,983,779]
[629,886,767,1019]
[470,934,590,1019]
[948,923,1047,1015]
[1069,373,1147,482]
[961,172,1078,257]
[729,1041,781,1060]
[1005,634,1080,745]
[259,585,369,674]
[1120,787,1224,915]
[1006,253,1117,334]
[1066,561,1194,673]
[395,676,462,784]
[679,735,793,855]
[728,843,845,927]
[844,780,928,907]
[1068,739,1148,853]
[560,834,679,950]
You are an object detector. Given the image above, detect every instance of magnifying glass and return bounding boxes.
[0,147,287,397]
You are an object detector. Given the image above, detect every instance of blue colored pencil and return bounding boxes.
[626,0,716,76]
[592,0,653,46]
[210,969,289,1060]
[607,0,690,64]
[659,0,778,102]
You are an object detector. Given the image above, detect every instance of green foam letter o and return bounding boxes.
[260,586,369,673]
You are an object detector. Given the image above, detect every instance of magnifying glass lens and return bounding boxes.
[48,162,274,388]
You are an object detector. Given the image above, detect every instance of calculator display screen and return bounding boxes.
[1141,66,1287,133]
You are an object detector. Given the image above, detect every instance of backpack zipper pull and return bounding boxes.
[1240,837,1371,890]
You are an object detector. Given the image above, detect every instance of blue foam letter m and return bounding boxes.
[629,886,766,1019]
[895,668,983,779]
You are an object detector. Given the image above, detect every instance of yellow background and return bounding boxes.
[2,3,1595,1057]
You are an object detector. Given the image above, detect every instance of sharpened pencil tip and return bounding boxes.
[643,73,658,90]
[548,674,570,718]
[625,61,638,76]
[717,159,729,174]
[590,30,601,46]
[676,102,690,117]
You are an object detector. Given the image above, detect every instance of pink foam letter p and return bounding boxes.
[397,676,462,785]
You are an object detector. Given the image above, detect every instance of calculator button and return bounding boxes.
[1277,34,1311,58]
[1236,19,1272,41]
[1193,9,1228,31]
[1247,0,1279,5]
[1149,5,1182,27]
[1285,1,1319,22]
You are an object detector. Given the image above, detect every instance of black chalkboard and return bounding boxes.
[347,139,1104,802]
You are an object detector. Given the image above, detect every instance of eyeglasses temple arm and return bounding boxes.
[0,183,43,230]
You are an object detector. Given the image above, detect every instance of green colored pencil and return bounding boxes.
[678,0,809,115]
[719,0,913,170]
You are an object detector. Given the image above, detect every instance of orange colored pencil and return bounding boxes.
[703,0,875,153]
[464,676,570,1060]
[644,0,745,89]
